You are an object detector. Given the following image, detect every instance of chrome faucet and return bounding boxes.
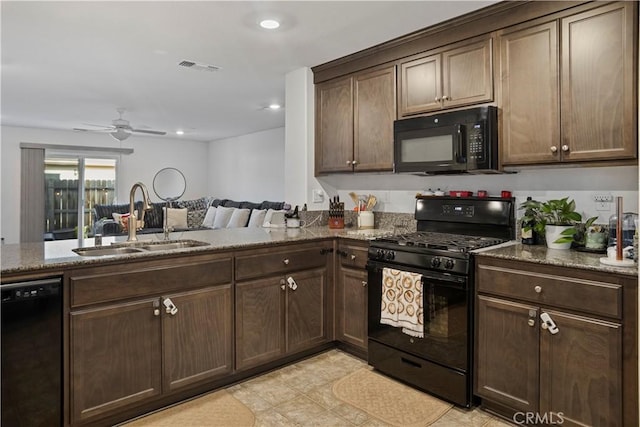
[127,182,152,242]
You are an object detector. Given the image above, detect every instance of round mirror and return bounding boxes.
[153,167,186,201]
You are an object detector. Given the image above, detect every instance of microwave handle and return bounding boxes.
[454,124,466,163]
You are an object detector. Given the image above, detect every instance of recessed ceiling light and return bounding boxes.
[268,104,281,110]
[176,130,184,135]
[259,19,280,30]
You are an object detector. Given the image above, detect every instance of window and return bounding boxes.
[44,156,117,240]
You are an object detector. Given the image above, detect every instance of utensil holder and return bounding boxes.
[357,211,374,230]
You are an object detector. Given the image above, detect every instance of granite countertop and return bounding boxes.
[475,241,638,277]
[0,226,394,275]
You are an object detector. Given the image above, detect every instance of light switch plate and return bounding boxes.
[312,189,324,203]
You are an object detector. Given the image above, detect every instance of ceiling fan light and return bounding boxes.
[110,129,131,141]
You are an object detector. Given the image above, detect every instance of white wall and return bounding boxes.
[1,125,209,243]
[207,127,285,202]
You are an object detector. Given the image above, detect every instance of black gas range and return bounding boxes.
[367,196,515,407]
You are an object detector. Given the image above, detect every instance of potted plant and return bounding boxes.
[520,197,585,250]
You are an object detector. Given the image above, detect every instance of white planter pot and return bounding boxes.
[545,225,573,250]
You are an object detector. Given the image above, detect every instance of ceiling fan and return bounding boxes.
[73,108,167,141]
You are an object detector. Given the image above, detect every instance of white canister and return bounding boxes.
[357,211,374,230]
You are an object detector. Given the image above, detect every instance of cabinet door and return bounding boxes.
[163,286,233,392]
[336,267,368,351]
[70,298,162,422]
[561,2,637,162]
[399,54,441,116]
[539,310,622,427]
[442,38,493,109]
[286,267,328,353]
[354,66,396,172]
[475,295,539,413]
[499,21,560,165]
[235,277,285,370]
[315,77,354,174]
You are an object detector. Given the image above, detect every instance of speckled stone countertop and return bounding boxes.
[475,241,638,277]
[0,226,394,275]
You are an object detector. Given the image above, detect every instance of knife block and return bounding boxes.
[329,217,344,229]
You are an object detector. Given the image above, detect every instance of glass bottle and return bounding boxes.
[521,196,537,245]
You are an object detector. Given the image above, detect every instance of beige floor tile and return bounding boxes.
[227,385,273,412]
[253,408,299,427]
[304,382,344,410]
[331,402,370,426]
[431,405,491,427]
[298,410,354,427]
[274,395,330,425]
[242,376,300,406]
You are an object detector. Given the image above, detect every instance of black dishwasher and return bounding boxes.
[1,277,62,427]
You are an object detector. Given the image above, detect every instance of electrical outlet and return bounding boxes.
[312,189,324,203]
[593,193,613,202]
[596,201,611,212]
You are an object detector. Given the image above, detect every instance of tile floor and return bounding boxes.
[224,349,514,426]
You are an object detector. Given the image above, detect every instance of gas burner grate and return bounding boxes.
[380,232,506,252]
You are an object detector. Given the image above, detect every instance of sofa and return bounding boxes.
[92,197,289,237]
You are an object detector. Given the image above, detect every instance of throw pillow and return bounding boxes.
[187,209,207,228]
[212,206,235,229]
[227,208,250,228]
[164,207,188,229]
[113,210,144,231]
[262,208,286,227]
[202,206,217,228]
[247,209,266,227]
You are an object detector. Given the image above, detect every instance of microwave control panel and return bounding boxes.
[468,123,485,162]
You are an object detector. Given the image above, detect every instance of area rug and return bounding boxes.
[332,368,453,427]
[123,390,255,427]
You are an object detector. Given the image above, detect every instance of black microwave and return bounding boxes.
[393,106,498,174]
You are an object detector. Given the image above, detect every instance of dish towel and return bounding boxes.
[380,267,424,338]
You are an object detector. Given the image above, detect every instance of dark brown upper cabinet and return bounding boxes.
[315,65,396,175]
[398,37,493,117]
[500,1,637,166]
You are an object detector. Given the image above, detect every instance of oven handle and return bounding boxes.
[366,261,467,288]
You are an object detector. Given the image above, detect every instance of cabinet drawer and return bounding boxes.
[338,244,369,270]
[476,263,622,319]
[70,254,232,307]
[235,244,329,281]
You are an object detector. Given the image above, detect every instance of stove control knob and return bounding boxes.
[376,249,384,260]
[385,251,395,261]
[444,259,455,270]
[430,257,441,268]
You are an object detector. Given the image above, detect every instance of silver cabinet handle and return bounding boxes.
[351,254,356,261]
[442,95,449,101]
[280,278,286,291]
[561,145,569,152]
[352,160,358,166]
[528,319,535,327]
[534,286,542,293]
[346,160,352,165]
[154,309,160,316]
[362,281,367,287]
[434,97,441,102]
[550,146,558,153]
[283,258,290,265]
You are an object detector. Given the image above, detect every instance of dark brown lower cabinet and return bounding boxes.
[68,254,233,425]
[71,298,163,422]
[335,241,369,354]
[235,267,329,370]
[475,256,636,427]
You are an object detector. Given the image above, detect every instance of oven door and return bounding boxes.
[367,260,470,371]
[393,120,466,174]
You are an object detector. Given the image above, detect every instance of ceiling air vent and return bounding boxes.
[178,60,221,72]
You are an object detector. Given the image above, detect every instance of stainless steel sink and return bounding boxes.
[72,247,145,257]
[137,240,210,251]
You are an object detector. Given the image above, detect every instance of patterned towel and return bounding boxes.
[380,267,424,338]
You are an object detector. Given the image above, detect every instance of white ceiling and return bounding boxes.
[1,1,497,143]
